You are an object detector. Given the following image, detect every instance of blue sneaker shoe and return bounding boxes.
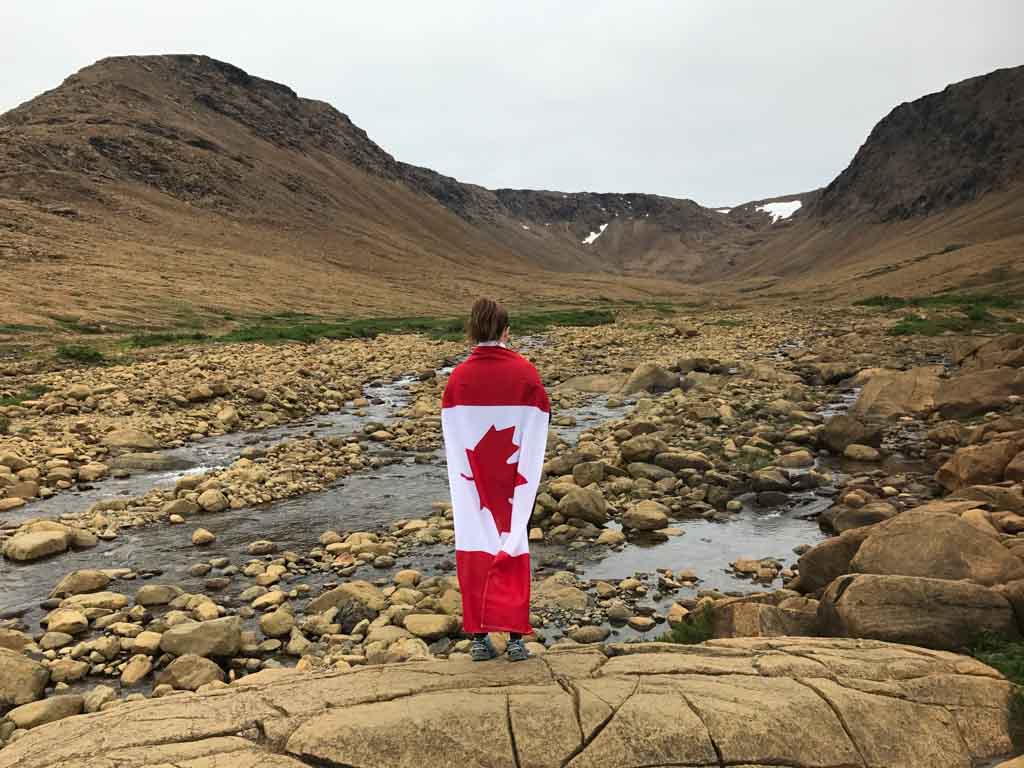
[506,638,530,662]
[470,635,498,661]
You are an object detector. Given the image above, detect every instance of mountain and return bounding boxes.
[728,65,1024,299]
[0,55,1021,328]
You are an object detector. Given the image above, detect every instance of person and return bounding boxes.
[441,298,550,662]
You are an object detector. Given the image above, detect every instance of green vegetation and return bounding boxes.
[50,315,109,335]
[0,323,46,334]
[220,308,614,345]
[973,634,1024,749]
[56,344,106,364]
[656,605,715,645]
[127,331,210,348]
[0,384,49,407]
[855,292,1024,336]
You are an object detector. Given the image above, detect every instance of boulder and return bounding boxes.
[120,654,153,686]
[935,367,1024,419]
[197,490,229,513]
[156,655,225,691]
[619,435,668,463]
[818,573,1018,651]
[61,591,129,611]
[403,614,459,640]
[567,625,610,644]
[259,609,295,638]
[792,527,873,594]
[935,440,1022,492]
[556,487,608,525]
[306,581,387,631]
[50,570,111,598]
[712,601,817,638]
[571,461,604,487]
[1004,451,1024,483]
[621,500,670,531]
[45,608,88,636]
[843,444,880,462]
[820,502,897,534]
[621,363,678,394]
[850,367,942,419]
[3,530,70,561]
[159,616,241,658]
[109,452,185,472]
[654,451,713,472]
[102,429,159,453]
[850,510,1024,586]
[6,695,83,730]
[135,584,184,606]
[819,415,882,453]
[0,649,49,708]
[532,572,588,611]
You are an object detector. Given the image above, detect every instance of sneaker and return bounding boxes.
[506,638,530,662]
[470,635,498,662]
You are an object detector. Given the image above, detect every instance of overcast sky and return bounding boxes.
[2,1,1021,206]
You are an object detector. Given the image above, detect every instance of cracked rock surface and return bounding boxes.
[0,637,1014,768]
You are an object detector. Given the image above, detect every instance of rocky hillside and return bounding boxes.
[813,65,1024,222]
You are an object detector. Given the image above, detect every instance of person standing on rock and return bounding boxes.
[441,298,550,662]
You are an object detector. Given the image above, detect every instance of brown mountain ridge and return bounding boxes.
[0,55,1021,327]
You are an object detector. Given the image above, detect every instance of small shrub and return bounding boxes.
[128,331,209,348]
[0,384,49,407]
[56,345,105,363]
[656,605,715,645]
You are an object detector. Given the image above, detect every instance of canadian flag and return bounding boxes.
[442,344,550,635]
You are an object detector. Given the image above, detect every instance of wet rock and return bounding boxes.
[622,500,669,531]
[50,570,111,598]
[159,616,242,658]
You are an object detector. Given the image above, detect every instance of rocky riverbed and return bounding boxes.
[2,307,1024,763]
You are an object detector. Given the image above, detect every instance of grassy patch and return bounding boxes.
[0,384,49,407]
[973,634,1024,750]
[127,331,210,348]
[855,293,1022,310]
[857,291,1024,337]
[220,309,614,345]
[0,323,47,334]
[50,315,109,335]
[656,605,714,645]
[56,344,106,364]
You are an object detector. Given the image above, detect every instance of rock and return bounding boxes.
[156,655,225,691]
[6,695,83,730]
[935,440,1022,492]
[109,452,183,471]
[135,584,184,606]
[0,649,49,708]
[572,461,604,487]
[567,625,610,644]
[935,367,1024,419]
[621,363,678,394]
[133,631,163,655]
[45,608,88,636]
[619,435,668,463]
[102,429,159,453]
[843,444,880,462]
[1007,451,1024,483]
[556,487,608,525]
[61,591,128,611]
[596,529,626,546]
[159,616,242,658]
[120,654,153,686]
[260,609,295,639]
[621,500,669,531]
[306,581,386,631]
[47,659,88,684]
[216,405,240,429]
[627,616,656,631]
[819,415,882,452]
[654,451,713,472]
[850,366,942,419]
[248,540,277,556]
[197,490,229,513]
[820,501,897,534]
[0,629,34,653]
[0,638,1013,768]
[3,530,69,561]
[161,498,200,518]
[792,528,873,594]
[819,573,1018,651]
[82,685,116,714]
[393,570,421,588]
[0,497,25,511]
[50,569,111,598]
[712,600,817,638]
[403,614,459,640]
[626,462,674,481]
[76,463,108,482]
[191,528,216,546]
[851,510,1024,586]
[532,572,588,611]
[775,450,814,469]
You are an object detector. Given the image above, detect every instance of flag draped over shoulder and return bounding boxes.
[441,345,549,635]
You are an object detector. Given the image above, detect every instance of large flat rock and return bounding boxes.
[0,638,1014,768]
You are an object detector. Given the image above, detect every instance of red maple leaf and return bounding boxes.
[461,425,527,534]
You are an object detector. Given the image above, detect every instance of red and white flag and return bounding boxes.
[442,344,550,635]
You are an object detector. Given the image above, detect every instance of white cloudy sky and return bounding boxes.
[2,1,1021,206]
